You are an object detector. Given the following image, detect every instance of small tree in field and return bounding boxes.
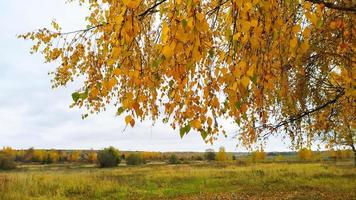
[251,150,266,162]
[87,151,97,164]
[126,153,145,166]
[298,148,313,162]
[168,154,180,164]
[216,147,228,162]
[204,149,216,161]
[48,150,59,163]
[0,147,16,170]
[97,147,121,168]
[69,151,81,162]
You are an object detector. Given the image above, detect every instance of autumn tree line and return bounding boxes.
[0,146,354,170]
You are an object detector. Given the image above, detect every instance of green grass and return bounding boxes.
[0,162,355,199]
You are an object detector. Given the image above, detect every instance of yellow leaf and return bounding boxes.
[196,12,204,21]
[246,66,254,77]
[300,41,310,53]
[187,17,194,29]
[123,0,141,9]
[162,44,173,58]
[251,19,258,27]
[329,21,336,29]
[207,117,213,126]
[241,21,251,33]
[112,47,120,59]
[240,61,247,71]
[233,33,241,41]
[241,76,250,88]
[191,119,202,129]
[125,115,133,125]
[113,68,122,76]
[290,38,298,49]
[108,77,117,89]
[161,22,169,43]
[292,25,301,34]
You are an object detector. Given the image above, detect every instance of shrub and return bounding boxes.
[97,147,121,168]
[126,153,144,165]
[298,148,313,161]
[69,151,81,162]
[274,155,285,162]
[196,156,203,161]
[251,150,266,162]
[216,147,228,162]
[204,149,216,161]
[86,151,97,164]
[0,154,16,170]
[168,154,181,164]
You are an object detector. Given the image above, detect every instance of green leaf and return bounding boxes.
[242,112,247,120]
[182,19,187,29]
[200,130,208,140]
[72,92,80,103]
[116,107,125,116]
[80,91,88,100]
[235,118,241,126]
[235,101,241,110]
[317,20,323,28]
[162,118,169,123]
[179,125,191,138]
[81,113,89,119]
[251,75,257,84]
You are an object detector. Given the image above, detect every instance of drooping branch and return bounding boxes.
[258,89,346,140]
[56,0,170,36]
[138,0,168,19]
[306,0,356,12]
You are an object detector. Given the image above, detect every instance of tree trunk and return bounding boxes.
[353,149,356,167]
[351,146,356,167]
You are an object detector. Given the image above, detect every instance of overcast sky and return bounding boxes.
[0,0,291,152]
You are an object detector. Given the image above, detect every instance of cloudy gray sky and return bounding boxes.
[0,0,290,152]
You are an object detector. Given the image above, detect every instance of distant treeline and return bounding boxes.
[0,146,354,170]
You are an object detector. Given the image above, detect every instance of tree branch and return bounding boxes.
[305,0,356,12]
[139,0,168,19]
[273,90,345,130]
[258,89,345,140]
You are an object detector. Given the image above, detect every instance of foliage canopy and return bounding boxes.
[20,0,355,151]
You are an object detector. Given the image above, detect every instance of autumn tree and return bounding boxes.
[216,146,228,162]
[24,148,35,163]
[48,150,60,163]
[204,149,216,161]
[298,148,313,162]
[251,149,266,162]
[69,151,81,162]
[97,147,121,167]
[86,150,98,163]
[20,0,355,163]
[0,148,16,170]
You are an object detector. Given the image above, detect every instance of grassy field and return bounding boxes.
[0,162,355,200]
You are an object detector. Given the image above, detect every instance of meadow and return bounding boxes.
[1,162,355,200]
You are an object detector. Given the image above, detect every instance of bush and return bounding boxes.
[251,150,266,162]
[168,154,181,164]
[97,147,121,168]
[196,156,203,161]
[0,154,16,170]
[298,148,313,161]
[216,147,228,162]
[126,153,144,165]
[204,149,216,161]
